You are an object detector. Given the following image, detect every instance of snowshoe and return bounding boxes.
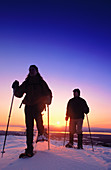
[42,132,48,141]
[36,132,48,143]
[19,151,36,158]
[65,142,73,148]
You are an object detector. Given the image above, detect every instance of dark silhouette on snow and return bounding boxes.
[65,88,89,149]
[12,65,52,157]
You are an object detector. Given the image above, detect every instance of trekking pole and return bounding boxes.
[1,91,15,157]
[47,105,50,150]
[63,120,68,146]
[86,114,94,152]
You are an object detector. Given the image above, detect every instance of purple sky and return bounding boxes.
[0,0,111,128]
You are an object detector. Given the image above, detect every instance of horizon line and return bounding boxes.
[0,124,111,130]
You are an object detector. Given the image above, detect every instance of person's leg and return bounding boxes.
[77,134,83,149]
[66,119,77,148]
[33,104,44,135]
[69,133,73,145]
[77,119,83,149]
[25,105,34,154]
[33,104,46,142]
[66,119,76,147]
[36,113,44,135]
[69,119,76,145]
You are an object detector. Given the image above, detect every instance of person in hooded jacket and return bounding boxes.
[12,65,52,157]
[65,88,89,149]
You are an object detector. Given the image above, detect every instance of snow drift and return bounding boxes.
[0,136,111,170]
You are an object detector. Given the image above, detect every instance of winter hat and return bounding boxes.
[73,88,80,96]
[29,65,38,72]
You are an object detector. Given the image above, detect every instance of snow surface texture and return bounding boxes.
[0,136,111,170]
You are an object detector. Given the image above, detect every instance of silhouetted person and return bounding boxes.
[65,88,89,149]
[12,65,52,157]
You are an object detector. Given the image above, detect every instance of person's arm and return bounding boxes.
[12,80,26,98]
[82,100,89,114]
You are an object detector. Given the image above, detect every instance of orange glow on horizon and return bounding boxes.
[0,81,111,130]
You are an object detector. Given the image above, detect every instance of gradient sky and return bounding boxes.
[0,0,111,129]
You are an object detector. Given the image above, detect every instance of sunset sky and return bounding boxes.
[0,0,111,130]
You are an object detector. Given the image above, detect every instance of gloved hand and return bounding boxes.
[65,116,68,121]
[12,80,19,90]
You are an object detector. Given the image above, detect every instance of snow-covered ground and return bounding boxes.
[0,136,111,170]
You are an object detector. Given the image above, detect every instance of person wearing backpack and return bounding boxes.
[12,65,52,157]
[65,88,89,149]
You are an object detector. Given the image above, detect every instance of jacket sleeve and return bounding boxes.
[14,81,26,98]
[82,100,89,114]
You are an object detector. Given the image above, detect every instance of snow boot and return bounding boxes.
[42,133,48,141]
[77,134,83,149]
[19,152,34,158]
[19,147,34,158]
[36,134,44,142]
